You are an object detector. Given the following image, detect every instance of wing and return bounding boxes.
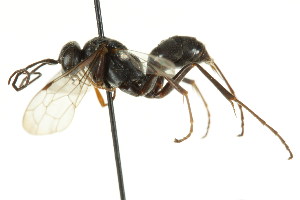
[23,62,92,135]
[118,50,176,78]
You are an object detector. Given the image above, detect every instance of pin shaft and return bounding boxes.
[93,1,126,199]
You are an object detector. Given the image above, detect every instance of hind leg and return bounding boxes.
[147,62,292,159]
[208,60,245,136]
[182,78,211,138]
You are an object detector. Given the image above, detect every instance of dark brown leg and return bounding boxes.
[150,64,195,98]
[149,62,292,159]
[146,64,212,142]
[182,78,211,138]
[174,92,194,143]
[193,63,293,160]
[208,61,245,136]
[139,75,161,96]
[147,67,196,143]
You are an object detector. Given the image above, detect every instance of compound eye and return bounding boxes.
[58,41,82,72]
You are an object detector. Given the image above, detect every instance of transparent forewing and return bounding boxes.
[23,67,91,135]
[119,50,176,78]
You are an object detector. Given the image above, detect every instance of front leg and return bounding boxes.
[94,87,116,107]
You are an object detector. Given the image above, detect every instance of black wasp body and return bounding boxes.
[8,35,293,159]
[58,36,209,98]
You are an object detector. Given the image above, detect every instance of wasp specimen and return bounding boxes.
[8,36,293,159]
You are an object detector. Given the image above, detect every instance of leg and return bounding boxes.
[208,60,245,136]
[193,63,293,160]
[157,83,194,143]
[182,78,211,138]
[146,64,212,142]
[147,68,196,143]
[149,62,292,159]
[94,87,116,107]
[174,92,194,143]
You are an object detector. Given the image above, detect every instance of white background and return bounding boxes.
[1,0,300,199]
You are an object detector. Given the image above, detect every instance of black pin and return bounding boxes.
[93,1,126,200]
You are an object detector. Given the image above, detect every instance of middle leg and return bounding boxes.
[182,78,211,138]
[146,65,199,143]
